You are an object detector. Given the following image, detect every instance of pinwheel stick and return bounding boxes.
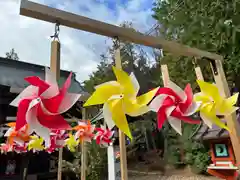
[81,108,87,180]
[114,38,128,180]
[49,33,62,180]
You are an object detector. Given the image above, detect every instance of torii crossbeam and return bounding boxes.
[19,0,222,60]
[19,0,240,178]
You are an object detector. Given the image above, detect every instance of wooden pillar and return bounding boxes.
[81,108,87,180]
[160,64,170,86]
[210,59,240,169]
[49,39,62,180]
[50,40,61,80]
[114,44,128,180]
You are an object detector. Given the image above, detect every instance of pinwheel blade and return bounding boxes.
[168,116,182,135]
[103,103,115,129]
[112,66,135,96]
[108,98,132,139]
[10,85,38,107]
[84,82,121,106]
[136,87,159,105]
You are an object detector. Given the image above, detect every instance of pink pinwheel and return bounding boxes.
[149,81,200,134]
[46,130,68,153]
[73,120,95,142]
[94,126,114,147]
[13,143,27,153]
[0,143,12,154]
[10,67,81,144]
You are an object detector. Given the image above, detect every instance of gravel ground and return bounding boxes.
[129,175,220,180]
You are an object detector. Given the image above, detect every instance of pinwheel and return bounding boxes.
[46,130,68,153]
[0,143,12,154]
[73,120,95,142]
[149,81,200,134]
[84,66,159,139]
[115,151,120,160]
[194,80,239,130]
[94,125,114,147]
[4,123,31,146]
[10,67,81,145]
[27,135,45,152]
[65,134,79,152]
[13,143,27,153]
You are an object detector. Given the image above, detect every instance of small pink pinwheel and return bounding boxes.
[94,126,114,147]
[10,67,81,144]
[73,120,95,142]
[46,130,68,153]
[149,81,200,134]
[0,143,12,154]
[13,143,27,153]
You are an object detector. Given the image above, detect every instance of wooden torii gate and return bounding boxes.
[19,0,240,179]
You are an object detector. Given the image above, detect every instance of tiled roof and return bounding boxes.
[193,123,229,141]
[0,57,85,94]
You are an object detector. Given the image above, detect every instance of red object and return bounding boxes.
[15,73,74,131]
[95,128,113,146]
[155,85,200,130]
[207,139,238,180]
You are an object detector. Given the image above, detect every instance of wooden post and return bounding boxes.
[161,64,170,86]
[81,108,87,180]
[210,59,240,169]
[194,67,204,81]
[49,38,62,180]
[114,44,128,180]
[192,58,204,81]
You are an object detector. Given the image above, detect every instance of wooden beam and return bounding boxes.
[20,0,222,60]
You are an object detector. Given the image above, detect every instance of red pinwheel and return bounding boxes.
[94,126,114,147]
[46,130,67,153]
[149,81,200,134]
[10,67,81,144]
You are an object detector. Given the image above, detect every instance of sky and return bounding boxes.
[0,0,156,82]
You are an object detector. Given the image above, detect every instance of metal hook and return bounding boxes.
[192,57,198,67]
[204,57,218,75]
[113,36,120,49]
[50,22,60,41]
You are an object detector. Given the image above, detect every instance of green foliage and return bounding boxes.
[152,0,240,87]
[184,140,211,174]
[86,141,108,180]
[5,48,19,60]
[63,142,108,180]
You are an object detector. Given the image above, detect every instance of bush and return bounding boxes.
[184,141,211,174]
[63,141,108,180]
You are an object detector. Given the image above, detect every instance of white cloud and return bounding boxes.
[0,0,155,82]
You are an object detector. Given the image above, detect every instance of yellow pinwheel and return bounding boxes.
[194,80,239,130]
[65,134,79,152]
[84,66,159,139]
[28,135,44,152]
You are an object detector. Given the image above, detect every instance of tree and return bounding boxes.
[6,48,19,60]
[151,0,240,172]
[152,0,240,88]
